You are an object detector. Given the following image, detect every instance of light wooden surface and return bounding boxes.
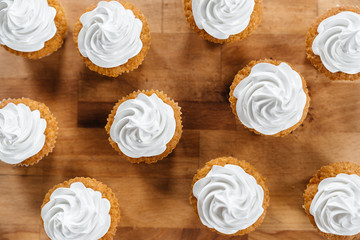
[1,0,360,239]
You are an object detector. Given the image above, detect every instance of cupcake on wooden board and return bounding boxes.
[73,0,151,77]
[0,98,58,166]
[184,0,262,44]
[41,177,120,240]
[306,6,360,80]
[0,0,67,59]
[190,157,270,236]
[303,162,360,240]
[105,90,182,164]
[229,59,310,137]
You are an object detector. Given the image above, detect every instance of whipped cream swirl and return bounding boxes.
[310,174,360,236]
[312,11,360,74]
[110,93,176,158]
[0,0,57,52]
[193,164,264,234]
[233,62,307,135]
[0,103,46,164]
[78,1,143,68]
[192,0,255,39]
[41,182,111,240]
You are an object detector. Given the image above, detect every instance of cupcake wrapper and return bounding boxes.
[73,0,151,77]
[306,6,360,81]
[189,157,270,236]
[303,162,360,240]
[0,0,67,59]
[105,89,183,164]
[229,59,310,137]
[0,98,58,167]
[183,0,263,44]
[41,177,120,240]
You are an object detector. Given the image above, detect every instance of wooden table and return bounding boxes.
[1,0,359,239]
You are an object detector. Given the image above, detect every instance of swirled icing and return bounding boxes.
[192,0,255,39]
[0,0,57,52]
[310,173,360,236]
[41,182,111,240]
[78,1,143,68]
[233,62,307,135]
[110,93,176,158]
[312,11,360,74]
[0,103,46,164]
[193,164,264,234]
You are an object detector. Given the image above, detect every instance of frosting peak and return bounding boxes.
[233,62,307,135]
[193,164,264,234]
[312,11,360,74]
[110,93,176,158]
[0,103,46,164]
[310,173,360,236]
[192,0,255,39]
[41,182,111,240]
[0,0,57,52]
[78,1,143,68]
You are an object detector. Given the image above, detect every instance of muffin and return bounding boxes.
[41,177,120,240]
[0,98,58,166]
[184,0,262,44]
[0,0,67,59]
[190,157,270,236]
[73,0,151,77]
[229,59,310,137]
[303,162,360,240]
[105,90,182,164]
[306,6,360,80]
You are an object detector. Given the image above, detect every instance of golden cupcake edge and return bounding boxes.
[0,98,58,166]
[41,177,121,240]
[73,0,151,77]
[229,59,310,137]
[189,156,270,236]
[105,89,183,164]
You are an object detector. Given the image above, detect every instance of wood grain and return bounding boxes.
[0,0,359,239]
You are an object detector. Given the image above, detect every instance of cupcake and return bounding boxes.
[229,59,310,137]
[190,157,270,236]
[105,90,182,164]
[73,0,151,77]
[41,177,120,240]
[184,0,262,44]
[306,7,360,80]
[0,0,67,59]
[0,98,58,166]
[303,162,360,240]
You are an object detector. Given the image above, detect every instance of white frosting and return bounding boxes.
[0,103,46,164]
[193,164,264,235]
[0,0,57,52]
[192,0,255,39]
[233,62,307,135]
[110,93,176,158]
[41,182,111,240]
[312,11,360,74]
[310,173,360,236]
[78,1,143,68]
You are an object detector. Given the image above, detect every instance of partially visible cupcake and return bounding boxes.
[190,157,270,236]
[306,6,360,80]
[0,0,67,59]
[229,59,310,137]
[41,177,120,240]
[105,90,182,164]
[73,0,151,77]
[184,0,262,44]
[303,162,360,240]
[0,98,58,166]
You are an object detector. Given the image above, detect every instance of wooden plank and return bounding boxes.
[0,0,360,239]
